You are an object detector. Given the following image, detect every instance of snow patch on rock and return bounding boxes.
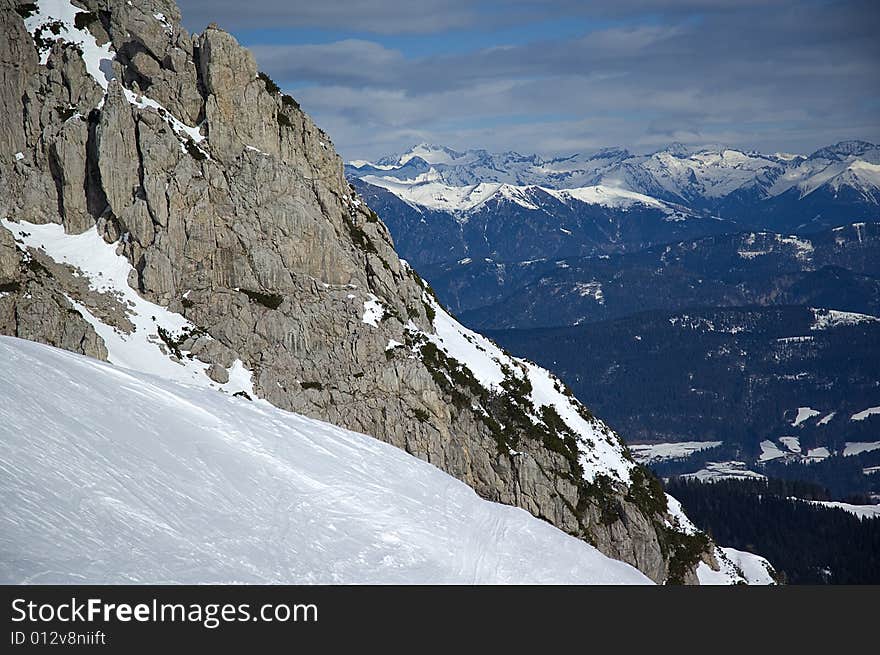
[1,219,253,397]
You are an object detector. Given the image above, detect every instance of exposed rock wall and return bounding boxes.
[0,0,710,584]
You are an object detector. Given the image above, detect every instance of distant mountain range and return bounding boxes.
[418,222,880,330]
[349,144,880,499]
[348,141,880,268]
[348,140,880,210]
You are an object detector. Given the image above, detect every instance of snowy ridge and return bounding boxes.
[396,144,470,166]
[361,172,680,217]
[417,294,635,484]
[1,219,254,396]
[770,146,880,199]
[665,495,775,585]
[360,173,531,214]
[545,185,667,211]
[615,148,782,200]
[810,308,880,330]
[0,336,651,584]
[349,141,880,208]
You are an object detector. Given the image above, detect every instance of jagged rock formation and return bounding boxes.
[0,0,733,583]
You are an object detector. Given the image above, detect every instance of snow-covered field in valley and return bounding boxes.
[629,441,722,464]
[681,461,766,482]
[806,500,880,520]
[0,337,651,585]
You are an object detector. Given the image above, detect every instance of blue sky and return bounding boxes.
[176,0,880,160]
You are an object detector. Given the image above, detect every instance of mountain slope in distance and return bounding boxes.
[347,141,880,267]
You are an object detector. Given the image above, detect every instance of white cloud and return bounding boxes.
[178,0,880,158]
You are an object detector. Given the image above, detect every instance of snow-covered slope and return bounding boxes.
[769,142,880,200]
[603,147,786,202]
[419,296,634,483]
[665,495,776,585]
[0,336,652,585]
[2,212,636,491]
[629,441,723,465]
[805,500,880,521]
[697,548,778,586]
[360,172,538,214]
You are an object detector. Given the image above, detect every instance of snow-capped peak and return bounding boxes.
[397,143,466,166]
[808,140,879,162]
[348,140,880,208]
[360,174,679,216]
[651,142,692,156]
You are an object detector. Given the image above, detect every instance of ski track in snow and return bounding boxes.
[0,336,651,585]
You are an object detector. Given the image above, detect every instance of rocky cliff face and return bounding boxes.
[0,0,730,583]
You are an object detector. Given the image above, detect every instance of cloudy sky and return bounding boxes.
[176,0,880,160]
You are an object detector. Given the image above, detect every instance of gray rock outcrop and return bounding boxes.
[0,0,713,584]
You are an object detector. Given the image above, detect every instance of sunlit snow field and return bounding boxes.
[0,337,651,585]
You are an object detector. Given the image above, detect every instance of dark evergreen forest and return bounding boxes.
[666,477,880,584]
